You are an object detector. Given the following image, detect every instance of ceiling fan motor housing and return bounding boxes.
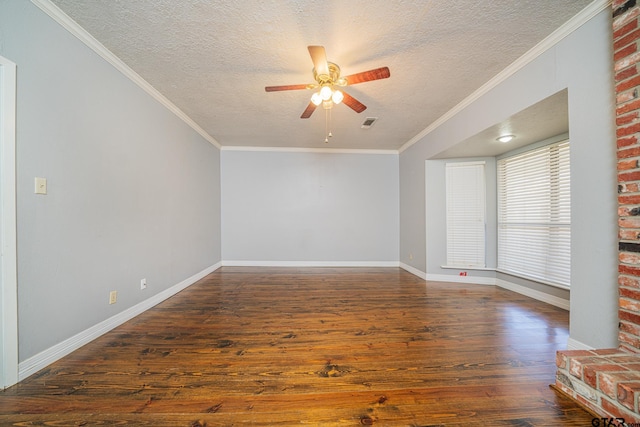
[313,62,346,87]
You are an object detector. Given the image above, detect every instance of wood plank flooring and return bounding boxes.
[0,267,594,426]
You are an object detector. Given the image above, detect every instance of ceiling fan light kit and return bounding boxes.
[320,85,333,100]
[332,90,344,104]
[310,92,323,106]
[265,45,390,142]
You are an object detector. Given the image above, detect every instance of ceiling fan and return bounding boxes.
[265,46,390,119]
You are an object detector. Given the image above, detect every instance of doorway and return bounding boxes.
[0,54,18,389]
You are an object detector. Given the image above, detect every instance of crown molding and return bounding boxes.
[399,0,612,153]
[221,145,398,155]
[30,0,222,149]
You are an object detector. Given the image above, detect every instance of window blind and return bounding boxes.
[445,161,486,268]
[497,140,570,287]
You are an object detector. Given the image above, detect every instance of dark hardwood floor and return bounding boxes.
[0,267,593,426]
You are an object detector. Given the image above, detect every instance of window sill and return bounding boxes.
[440,265,495,271]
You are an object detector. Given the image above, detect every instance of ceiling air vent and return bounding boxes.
[361,117,378,129]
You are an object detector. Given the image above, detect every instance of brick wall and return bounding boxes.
[616,0,640,353]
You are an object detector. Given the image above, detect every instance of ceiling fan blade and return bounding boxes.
[342,91,367,113]
[265,84,309,92]
[308,45,329,76]
[300,102,317,119]
[344,67,390,85]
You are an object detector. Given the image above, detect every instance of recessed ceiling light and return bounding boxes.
[497,134,515,143]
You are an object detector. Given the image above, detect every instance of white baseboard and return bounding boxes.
[496,278,570,311]
[399,263,427,280]
[426,273,496,285]
[567,337,594,350]
[423,274,570,310]
[221,260,400,267]
[18,262,222,381]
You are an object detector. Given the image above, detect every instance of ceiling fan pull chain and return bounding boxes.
[325,108,329,143]
[328,108,333,139]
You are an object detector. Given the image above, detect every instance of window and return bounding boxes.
[497,140,570,287]
[445,161,486,268]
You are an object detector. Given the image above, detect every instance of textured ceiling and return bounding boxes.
[49,0,593,151]
[432,90,569,159]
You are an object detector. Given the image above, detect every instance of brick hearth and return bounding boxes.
[555,349,640,422]
[554,0,640,421]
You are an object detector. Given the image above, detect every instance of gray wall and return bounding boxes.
[0,1,221,361]
[399,9,617,348]
[221,150,399,263]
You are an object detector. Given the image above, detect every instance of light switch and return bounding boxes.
[34,177,47,195]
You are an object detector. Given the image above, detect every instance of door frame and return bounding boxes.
[0,54,18,389]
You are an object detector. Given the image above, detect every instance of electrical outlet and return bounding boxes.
[409,253,413,260]
[140,278,147,290]
[109,290,117,304]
